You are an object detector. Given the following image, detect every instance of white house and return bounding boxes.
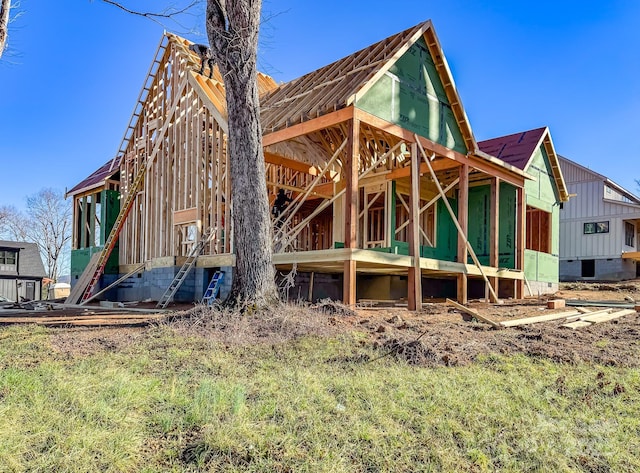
[559,156,640,281]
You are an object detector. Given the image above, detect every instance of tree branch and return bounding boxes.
[101,0,200,19]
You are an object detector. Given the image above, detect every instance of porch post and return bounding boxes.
[489,177,500,297]
[408,142,423,311]
[343,118,360,306]
[515,186,526,298]
[457,163,469,303]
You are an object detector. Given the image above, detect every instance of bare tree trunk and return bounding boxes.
[206,0,278,306]
[0,0,10,59]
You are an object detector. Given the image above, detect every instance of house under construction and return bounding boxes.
[67,20,569,309]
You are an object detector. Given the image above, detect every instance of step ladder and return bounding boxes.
[202,271,224,305]
[156,228,216,309]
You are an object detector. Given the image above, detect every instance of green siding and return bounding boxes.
[463,183,516,269]
[499,183,516,269]
[524,250,559,283]
[524,145,561,284]
[389,182,458,261]
[467,186,490,265]
[355,37,467,155]
[420,198,458,261]
[70,189,120,281]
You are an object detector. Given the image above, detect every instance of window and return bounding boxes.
[584,221,609,234]
[526,206,551,253]
[625,222,635,247]
[0,250,17,265]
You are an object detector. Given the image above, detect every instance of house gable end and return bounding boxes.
[355,36,467,154]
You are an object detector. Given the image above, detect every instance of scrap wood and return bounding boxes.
[566,300,634,309]
[500,307,624,328]
[47,302,168,314]
[0,312,166,326]
[561,309,637,329]
[499,310,582,327]
[564,308,613,322]
[445,299,502,329]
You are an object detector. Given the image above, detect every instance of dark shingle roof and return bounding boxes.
[0,240,47,278]
[477,127,546,171]
[66,157,121,198]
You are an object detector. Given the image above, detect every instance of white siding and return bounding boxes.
[560,178,640,259]
[560,158,600,184]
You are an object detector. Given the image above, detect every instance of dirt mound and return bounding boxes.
[371,314,640,367]
[165,302,340,345]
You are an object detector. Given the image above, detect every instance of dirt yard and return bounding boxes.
[39,280,640,370]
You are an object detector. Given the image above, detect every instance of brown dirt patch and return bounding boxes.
[49,327,144,357]
[41,280,640,367]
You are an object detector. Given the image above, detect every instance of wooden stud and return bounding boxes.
[408,142,422,311]
[489,177,500,297]
[343,118,360,306]
[457,164,469,304]
[515,186,526,298]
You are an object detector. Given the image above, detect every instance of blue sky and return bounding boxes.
[1,0,639,210]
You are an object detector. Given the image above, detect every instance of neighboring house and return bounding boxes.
[0,240,47,301]
[478,127,569,294]
[559,156,640,281]
[68,20,568,307]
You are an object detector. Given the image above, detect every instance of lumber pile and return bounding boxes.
[447,299,637,330]
[0,312,166,327]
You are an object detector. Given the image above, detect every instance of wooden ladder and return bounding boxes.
[156,228,216,309]
[66,160,149,305]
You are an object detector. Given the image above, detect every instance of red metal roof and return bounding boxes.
[66,157,121,197]
[477,127,546,171]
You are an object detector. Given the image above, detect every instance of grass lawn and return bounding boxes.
[0,319,638,472]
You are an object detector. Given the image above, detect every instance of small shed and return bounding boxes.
[0,240,47,301]
[48,282,71,300]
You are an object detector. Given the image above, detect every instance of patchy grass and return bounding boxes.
[0,317,639,472]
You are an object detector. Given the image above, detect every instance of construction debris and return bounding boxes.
[546,299,566,309]
[560,309,637,329]
[445,298,502,329]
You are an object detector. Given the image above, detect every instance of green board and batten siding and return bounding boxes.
[466,183,517,269]
[355,37,467,155]
[524,146,560,283]
[70,189,120,281]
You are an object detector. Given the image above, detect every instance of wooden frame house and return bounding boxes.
[68,20,566,307]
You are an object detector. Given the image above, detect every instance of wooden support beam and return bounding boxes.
[457,164,469,303]
[264,151,322,176]
[515,186,526,298]
[262,107,354,147]
[408,142,423,311]
[446,299,502,329]
[273,139,347,243]
[489,177,500,297]
[343,259,357,306]
[416,135,499,303]
[279,142,404,251]
[354,108,527,187]
[343,118,360,306]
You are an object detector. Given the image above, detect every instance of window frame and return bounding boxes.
[584,221,609,235]
[625,222,635,247]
